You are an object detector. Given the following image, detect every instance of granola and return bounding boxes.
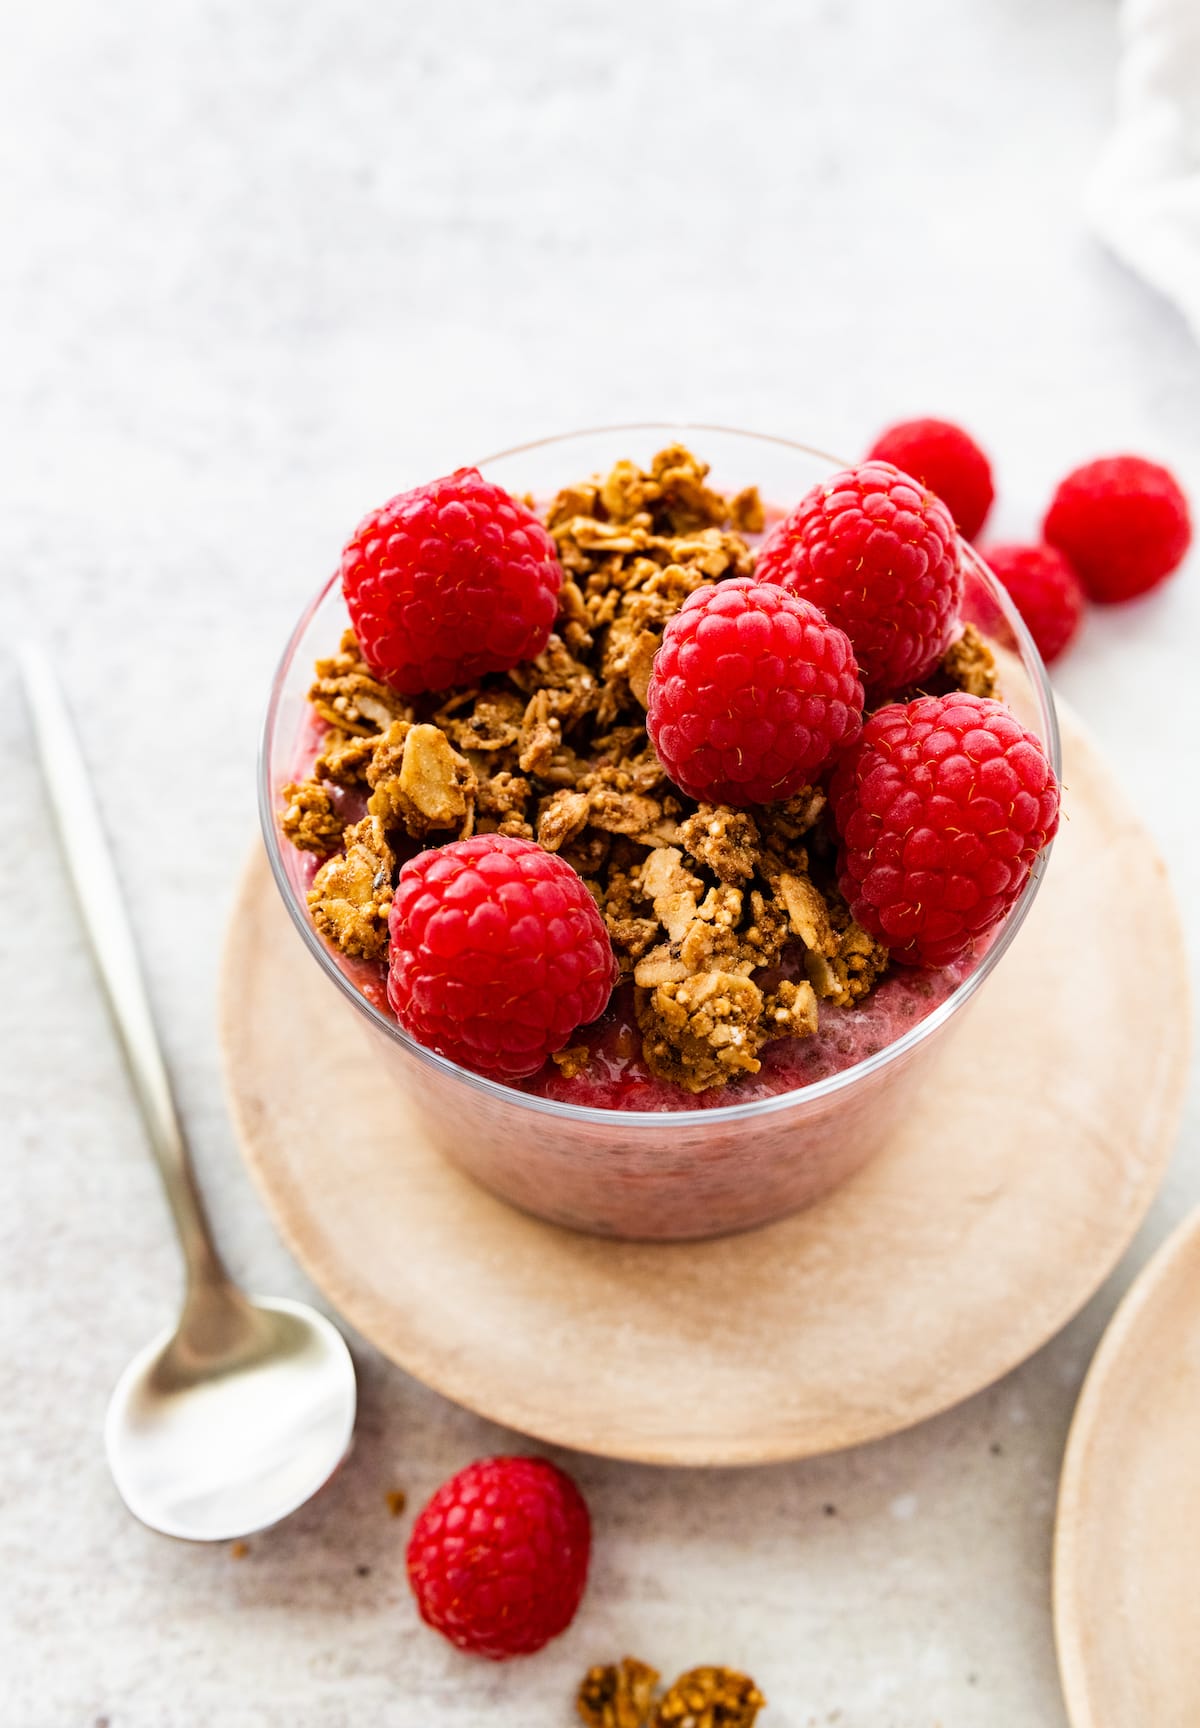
[636,969,819,1094]
[309,630,413,734]
[551,1045,592,1079]
[577,1659,662,1728]
[939,620,999,699]
[366,723,476,840]
[280,444,999,1093]
[654,1667,766,1728]
[308,814,395,961]
[805,901,890,1008]
[279,781,345,855]
[675,805,760,886]
[576,1659,764,1728]
[313,727,377,787]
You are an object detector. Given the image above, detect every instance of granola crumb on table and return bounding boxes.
[281,446,998,1093]
[577,1657,662,1728]
[576,1658,766,1728]
[653,1666,767,1728]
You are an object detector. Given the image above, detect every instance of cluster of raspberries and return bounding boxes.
[337,456,1065,1083]
[865,416,1192,664]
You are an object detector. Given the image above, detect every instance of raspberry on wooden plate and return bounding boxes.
[341,467,563,693]
[406,1456,591,1660]
[756,460,963,696]
[645,578,864,808]
[830,693,1060,969]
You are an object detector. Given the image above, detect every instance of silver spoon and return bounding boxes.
[20,644,357,1542]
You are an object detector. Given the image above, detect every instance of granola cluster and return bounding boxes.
[577,1659,766,1728]
[279,445,996,1093]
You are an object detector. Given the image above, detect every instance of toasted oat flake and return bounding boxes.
[773,871,840,958]
[394,724,475,833]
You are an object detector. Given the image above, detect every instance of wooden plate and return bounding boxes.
[1055,1205,1200,1728]
[220,703,1188,1465]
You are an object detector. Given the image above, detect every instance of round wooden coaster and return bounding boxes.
[1055,1204,1200,1728]
[220,703,1188,1465]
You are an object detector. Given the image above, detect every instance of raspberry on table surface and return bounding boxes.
[406,1456,591,1660]
[830,692,1060,969]
[755,459,963,696]
[386,832,617,1081]
[341,467,563,694]
[645,578,864,808]
[1043,453,1191,603]
[867,416,995,541]
[980,542,1085,665]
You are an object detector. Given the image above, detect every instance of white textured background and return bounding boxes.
[2,2,1197,1725]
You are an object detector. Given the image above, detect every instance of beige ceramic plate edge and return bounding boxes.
[1054,1203,1200,1728]
[220,701,1189,1465]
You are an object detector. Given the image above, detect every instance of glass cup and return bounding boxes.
[260,424,1061,1241]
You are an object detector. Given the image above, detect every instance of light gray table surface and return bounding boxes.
[2,2,1197,1724]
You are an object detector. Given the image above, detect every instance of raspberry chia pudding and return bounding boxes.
[264,427,1061,1239]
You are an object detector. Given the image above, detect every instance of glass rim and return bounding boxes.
[257,421,1063,1127]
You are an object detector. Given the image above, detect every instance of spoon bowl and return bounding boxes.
[106,1292,357,1542]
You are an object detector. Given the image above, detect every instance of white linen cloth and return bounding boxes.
[1090,0,1200,343]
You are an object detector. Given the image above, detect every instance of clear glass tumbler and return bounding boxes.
[260,424,1061,1241]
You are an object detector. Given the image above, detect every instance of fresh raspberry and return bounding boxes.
[341,468,562,694]
[645,579,863,807]
[830,693,1060,968]
[406,1456,591,1660]
[1043,454,1191,603]
[866,417,995,540]
[386,834,616,1080]
[756,461,963,696]
[980,542,1085,665]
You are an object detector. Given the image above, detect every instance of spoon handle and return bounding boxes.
[19,644,226,1291]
